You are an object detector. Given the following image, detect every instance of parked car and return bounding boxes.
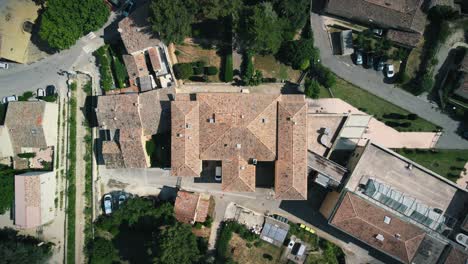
[386,64,395,78]
[215,166,222,182]
[0,62,9,69]
[118,194,126,205]
[37,88,45,97]
[46,85,56,96]
[376,59,385,71]
[372,29,383,36]
[355,51,363,65]
[2,95,17,104]
[366,54,374,68]
[103,194,112,215]
[122,1,134,16]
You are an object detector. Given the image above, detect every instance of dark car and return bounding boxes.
[46,85,56,96]
[376,58,385,71]
[122,1,134,16]
[366,54,374,68]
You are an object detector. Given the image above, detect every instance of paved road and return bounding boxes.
[310,13,468,149]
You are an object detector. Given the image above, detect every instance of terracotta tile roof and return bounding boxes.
[386,30,422,48]
[97,88,174,168]
[148,47,162,72]
[5,101,47,154]
[444,246,468,264]
[275,101,308,200]
[123,52,149,82]
[331,192,426,263]
[325,0,426,33]
[171,93,308,199]
[171,100,201,177]
[174,191,210,224]
[118,3,160,54]
[15,172,45,228]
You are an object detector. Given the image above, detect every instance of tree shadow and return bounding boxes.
[29,8,56,54]
[113,219,155,264]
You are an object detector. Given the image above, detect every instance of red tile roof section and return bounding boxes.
[331,192,426,263]
[174,191,210,224]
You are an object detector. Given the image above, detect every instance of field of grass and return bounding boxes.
[175,44,222,82]
[331,77,438,132]
[253,55,301,82]
[394,149,468,182]
[229,234,282,264]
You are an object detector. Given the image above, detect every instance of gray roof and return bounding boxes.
[260,217,290,246]
[4,101,47,153]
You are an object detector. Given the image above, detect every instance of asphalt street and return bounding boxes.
[310,12,468,149]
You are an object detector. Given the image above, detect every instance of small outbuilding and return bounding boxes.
[174,190,211,224]
[260,216,290,247]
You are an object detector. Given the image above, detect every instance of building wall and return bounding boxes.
[42,102,58,148]
[319,191,342,220]
[0,125,14,157]
[40,171,56,225]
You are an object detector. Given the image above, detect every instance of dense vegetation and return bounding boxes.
[39,0,110,50]
[0,228,53,263]
[87,198,208,264]
[66,88,77,263]
[0,165,15,214]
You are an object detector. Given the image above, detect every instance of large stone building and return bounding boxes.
[171,93,308,200]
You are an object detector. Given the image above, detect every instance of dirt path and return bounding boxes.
[74,76,89,264]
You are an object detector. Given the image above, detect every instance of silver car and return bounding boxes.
[2,95,17,104]
[355,51,363,65]
[103,194,112,215]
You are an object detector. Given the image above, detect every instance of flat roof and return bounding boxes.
[307,114,345,156]
[346,142,459,211]
[260,217,290,246]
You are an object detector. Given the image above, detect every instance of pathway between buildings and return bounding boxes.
[310,12,468,149]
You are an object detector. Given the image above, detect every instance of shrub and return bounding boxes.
[242,52,254,81]
[400,122,411,128]
[18,152,36,159]
[223,53,234,82]
[203,216,213,228]
[421,74,434,92]
[299,59,310,70]
[194,222,203,229]
[18,91,34,101]
[383,113,406,119]
[407,113,418,120]
[193,67,204,75]
[173,63,194,79]
[305,79,321,99]
[189,75,208,82]
[309,64,336,88]
[262,77,277,83]
[262,254,273,261]
[254,240,263,247]
[385,121,401,127]
[194,60,207,68]
[246,243,253,248]
[205,66,218,76]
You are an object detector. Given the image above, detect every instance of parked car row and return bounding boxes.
[1,85,57,104]
[103,192,128,215]
[354,50,395,78]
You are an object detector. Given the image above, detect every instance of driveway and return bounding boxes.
[310,12,468,149]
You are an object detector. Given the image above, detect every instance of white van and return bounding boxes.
[215,166,222,182]
[0,62,9,69]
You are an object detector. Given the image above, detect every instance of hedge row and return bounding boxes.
[83,83,94,260]
[173,62,219,79]
[67,92,77,264]
[93,46,114,91]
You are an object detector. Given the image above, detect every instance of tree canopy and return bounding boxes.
[149,0,194,44]
[0,228,52,264]
[39,0,109,50]
[277,39,319,70]
[235,2,284,54]
[273,0,310,39]
[0,166,15,214]
[153,223,202,264]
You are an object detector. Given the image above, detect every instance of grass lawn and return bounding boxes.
[394,149,468,182]
[229,234,283,264]
[253,55,301,82]
[175,44,222,82]
[331,77,438,132]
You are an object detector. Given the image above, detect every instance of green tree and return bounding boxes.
[277,39,319,70]
[154,223,202,264]
[197,0,242,19]
[39,0,109,50]
[273,0,310,37]
[236,2,284,54]
[241,52,254,81]
[173,63,194,79]
[205,66,218,76]
[305,79,321,99]
[0,228,52,263]
[88,237,117,264]
[0,167,14,214]
[223,54,234,82]
[149,0,194,44]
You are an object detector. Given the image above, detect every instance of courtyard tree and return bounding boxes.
[277,39,319,70]
[149,0,194,44]
[153,223,202,264]
[236,2,284,54]
[39,0,109,50]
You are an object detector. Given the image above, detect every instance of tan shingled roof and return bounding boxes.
[174,190,210,224]
[5,101,47,154]
[171,93,308,199]
[386,30,421,48]
[96,93,141,130]
[331,192,426,264]
[118,3,161,54]
[275,101,308,200]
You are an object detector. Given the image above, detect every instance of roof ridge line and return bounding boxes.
[404,233,426,263]
[246,98,279,156]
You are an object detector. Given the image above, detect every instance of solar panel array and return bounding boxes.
[363,179,446,232]
[261,222,288,244]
